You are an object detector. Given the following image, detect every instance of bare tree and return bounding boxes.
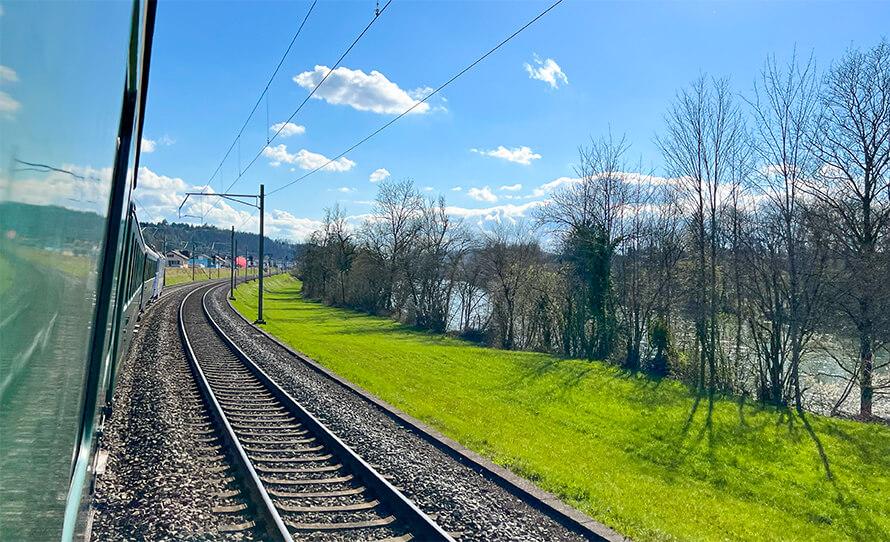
[479,223,542,349]
[364,179,424,316]
[807,40,890,418]
[658,75,747,393]
[744,52,833,408]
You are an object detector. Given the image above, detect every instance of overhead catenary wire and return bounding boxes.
[214,0,394,201]
[269,0,564,196]
[200,0,318,199]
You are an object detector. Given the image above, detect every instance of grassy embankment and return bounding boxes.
[233,274,889,542]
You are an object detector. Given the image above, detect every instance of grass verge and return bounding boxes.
[233,274,889,542]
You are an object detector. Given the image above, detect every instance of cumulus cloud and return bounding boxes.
[0,65,18,82]
[471,145,541,165]
[446,200,545,225]
[369,168,390,182]
[524,54,568,89]
[499,183,522,191]
[467,186,498,203]
[270,121,305,137]
[529,176,580,197]
[262,144,355,172]
[0,91,20,114]
[141,135,175,153]
[0,164,113,214]
[293,65,430,115]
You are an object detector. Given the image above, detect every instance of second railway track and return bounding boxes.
[179,282,454,541]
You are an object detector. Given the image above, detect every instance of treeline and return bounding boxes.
[141,220,305,262]
[298,41,890,420]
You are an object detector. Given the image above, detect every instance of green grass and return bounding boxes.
[233,274,889,542]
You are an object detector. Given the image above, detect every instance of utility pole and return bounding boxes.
[256,183,266,324]
[178,186,266,322]
[230,226,235,300]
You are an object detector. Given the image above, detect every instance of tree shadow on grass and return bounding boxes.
[497,355,594,400]
[669,390,717,468]
[795,410,833,481]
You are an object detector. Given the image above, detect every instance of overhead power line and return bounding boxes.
[216,0,394,200]
[200,0,318,199]
[269,0,564,196]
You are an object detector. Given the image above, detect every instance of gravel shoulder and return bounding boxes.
[90,282,261,541]
[207,283,607,542]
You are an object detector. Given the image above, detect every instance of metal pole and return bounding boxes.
[162,237,167,287]
[256,183,266,323]
[230,226,235,299]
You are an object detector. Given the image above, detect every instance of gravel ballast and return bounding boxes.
[207,283,602,542]
[91,283,261,541]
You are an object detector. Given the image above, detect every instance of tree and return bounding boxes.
[659,76,747,393]
[537,133,630,360]
[479,224,541,349]
[807,40,890,418]
[744,52,832,408]
[364,179,424,316]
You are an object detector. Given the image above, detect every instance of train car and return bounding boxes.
[0,1,160,540]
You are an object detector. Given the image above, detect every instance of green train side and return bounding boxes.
[0,1,160,539]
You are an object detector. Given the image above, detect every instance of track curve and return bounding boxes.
[179,282,454,541]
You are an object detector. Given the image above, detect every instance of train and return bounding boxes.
[0,1,163,540]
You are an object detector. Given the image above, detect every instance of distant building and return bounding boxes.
[165,250,188,268]
[190,254,212,268]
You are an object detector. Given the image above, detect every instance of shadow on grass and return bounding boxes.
[797,410,834,481]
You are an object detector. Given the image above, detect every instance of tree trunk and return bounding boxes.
[860,331,874,418]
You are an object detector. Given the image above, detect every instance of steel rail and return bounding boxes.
[199,283,455,541]
[179,285,293,541]
[184,281,453,540]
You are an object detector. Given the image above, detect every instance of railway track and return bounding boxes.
[179,282,454,541]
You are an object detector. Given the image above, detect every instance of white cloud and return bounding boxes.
[0,91,20,114]
[499,183,522,191]
[524,54,568,89]
[467,186,498,203]
[336,186,355,193]
[451,186,463,192]
[293,65,430,115]
[270,121,305,137]
[134,168,191,214]
[369,168,390,182]
[140,135,174,154]
[0,164,113,214]
[266,209,323,241]
[423,186,434,192]
[527,176,579,197]
[471,145,541,165]
[0,65,18,83]
[446,200,545,225]
[262,144,355,172]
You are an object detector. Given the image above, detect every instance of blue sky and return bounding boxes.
[11,0,887,241]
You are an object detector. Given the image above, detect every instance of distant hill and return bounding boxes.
[0,202,106,251]
[141,220,305,264]
[0,202,304,263]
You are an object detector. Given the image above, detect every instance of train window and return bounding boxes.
[0,1,148,539]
